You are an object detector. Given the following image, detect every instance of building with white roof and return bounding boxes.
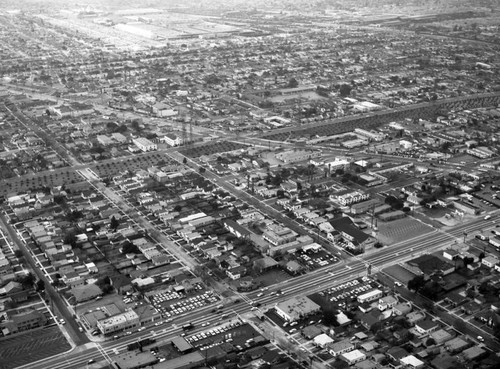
[313,333,334,348]
[132,137,157,152]
[97,310,139,335]
[400,355,424,369]
[341,349,366,365]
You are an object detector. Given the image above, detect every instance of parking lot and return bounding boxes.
[185,321,261,351]
[0,326,71,369]
[150,290,219,319]
[311,276,382,310]
[295,249,339,270]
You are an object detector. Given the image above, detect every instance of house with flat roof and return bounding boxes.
[461,346,486,361]
[341,350,366,365]
[445,337,470,353]
[414,319,439,336]
[430,329,454,345]
[378,295,398,311]
[313,333,334,348]
[400,355,425,369]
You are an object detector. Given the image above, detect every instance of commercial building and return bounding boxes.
[275,150,322,163]
[357,289,383,304]
[332,190,370,206]
[275,296,321,322]
[354,128,384,142]
[97,310,140,335]
[223,219,250,239]
[263,225,298,246]
[162,133,181,147]
[350,198,380,215]
[132,137,157,152]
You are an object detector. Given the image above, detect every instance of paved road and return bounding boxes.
[22,209,498,368]
[0,214,88,347]
[77,168,199,272]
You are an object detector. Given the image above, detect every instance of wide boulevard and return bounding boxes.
[21,212,496,369]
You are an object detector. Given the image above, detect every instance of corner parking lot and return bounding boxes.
[0,326,71,369]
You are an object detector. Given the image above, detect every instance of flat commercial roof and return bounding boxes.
[113,351,157,369]
[171,336,193,352]
[155,351,204,369]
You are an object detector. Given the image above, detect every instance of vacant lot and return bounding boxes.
[376,217,434,245]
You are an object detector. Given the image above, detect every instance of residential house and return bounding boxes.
[414,319,439,336]
[400,355,425,369]
[1,308,47,334]
[328,338,355,357]
[378,295,398,311]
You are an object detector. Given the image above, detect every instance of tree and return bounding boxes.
[440,141,452,153]
[35,279,45,292]
[287,78,299,88]
[199,167,206,174]
[110,216,120,231]
[339,84,352,97]
[333,359,349,369]
[182,157,187,164]
[407,275,426,292]
[121,241,140,254]
[173,205,182,212]
[18,272,36,290]
[131,119,142,131]
[322,307,340,326]
[95,276,111,290]
[67,210,84,222]
[4,299,17,310]
[63,231,78,247]
[101,284,113,294]
[463,256,474,266]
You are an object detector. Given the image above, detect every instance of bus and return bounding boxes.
[182,323,194,331]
